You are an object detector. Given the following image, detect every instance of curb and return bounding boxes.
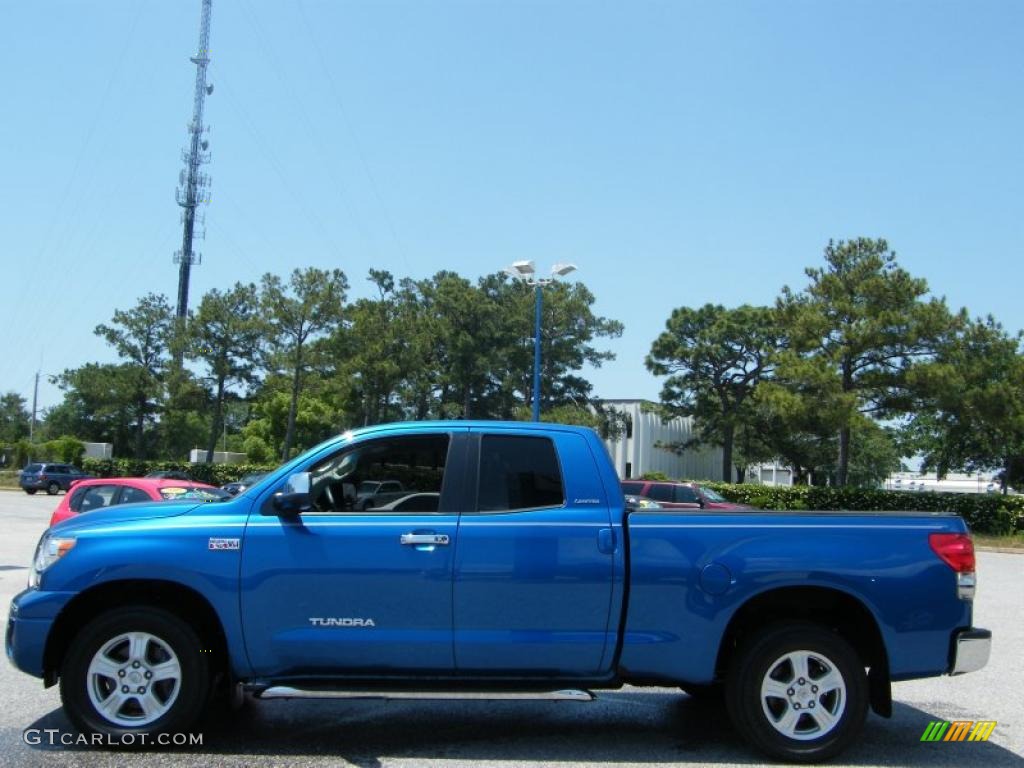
[976,546,1024,555]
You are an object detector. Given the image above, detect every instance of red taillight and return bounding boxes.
[929,533,976,573]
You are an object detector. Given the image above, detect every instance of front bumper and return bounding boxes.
[950,628,992,675]
[6,589,75,679]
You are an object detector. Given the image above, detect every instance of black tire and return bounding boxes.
[46,482,60,495]
[680,683,725,704]
[60,607,210,741]
[25,489,37,495]
[725,622,868,763]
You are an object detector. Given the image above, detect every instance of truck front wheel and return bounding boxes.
[725,622,868,763]
[60,607,210,740]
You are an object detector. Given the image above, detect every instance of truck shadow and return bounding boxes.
[24,693,1023,766]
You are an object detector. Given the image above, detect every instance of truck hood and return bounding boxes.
[50,500,204,534]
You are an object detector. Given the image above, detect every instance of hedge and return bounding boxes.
[699,482,1024,536]
[81,458,278,487]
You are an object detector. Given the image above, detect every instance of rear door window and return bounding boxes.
[477,435,564,512]
[646,484,674,502]
[119,486,152,505]
[77,485,119,513]
[621,481,644,495]
[674,486,700,504]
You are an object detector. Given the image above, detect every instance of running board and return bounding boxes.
[257,686,594,702]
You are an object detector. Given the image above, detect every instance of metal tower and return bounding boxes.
[174,0,214,320]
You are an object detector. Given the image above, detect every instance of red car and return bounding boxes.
[49,477,227,527]
[620,480,752,510]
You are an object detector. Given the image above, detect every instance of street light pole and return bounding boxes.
[533,283,543,422]
[504,261,577,422]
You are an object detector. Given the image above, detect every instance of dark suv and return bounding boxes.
[620,480,751,510]
[19,463,93,495]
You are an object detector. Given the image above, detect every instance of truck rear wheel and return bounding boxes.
[725,622,867,763]
[60,607,210,741]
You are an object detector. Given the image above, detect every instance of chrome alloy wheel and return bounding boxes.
[86,631,182,727]
[759,649,846,741]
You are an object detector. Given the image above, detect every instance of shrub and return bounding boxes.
[640,471,670,481]
[81,458,279,486]
[699,482,1023,536]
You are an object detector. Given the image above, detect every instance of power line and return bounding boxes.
[295,0,410,272]
[238,0,378,261]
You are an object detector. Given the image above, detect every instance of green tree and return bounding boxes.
[157,368,211,460]
[191,282,263,461]
[747,371,848,485]
[241,385,336,460]
[646,304,782,481]
[47,363,140,456]
[905,315,1024,493]
[94,293,174,459]
[0,392,30,444]
[778,238,951,485]
[261,268,348,460]
[324,270,415,427]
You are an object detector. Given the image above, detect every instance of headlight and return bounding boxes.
[28,534,76,588]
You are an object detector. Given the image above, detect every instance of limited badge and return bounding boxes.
[208,537,240,551]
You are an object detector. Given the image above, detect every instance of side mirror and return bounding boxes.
[269,471,312,515]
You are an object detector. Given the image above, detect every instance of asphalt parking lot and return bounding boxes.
[0,490,1020,767]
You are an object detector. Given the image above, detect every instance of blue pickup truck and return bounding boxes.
[7,421,990,762]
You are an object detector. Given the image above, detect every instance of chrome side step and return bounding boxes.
[257,686,594,702]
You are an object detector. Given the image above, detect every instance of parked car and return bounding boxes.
[375,492,441,512]
[221,471,269,496]
[355,479,408,510]
[19,463,93,495]
[620,480,752,510]
[144,470,191,481]
[10,420,989,763]
[624,494,663,509]
[48,477,226,527]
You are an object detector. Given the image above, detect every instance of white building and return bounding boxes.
[884,471,1008,495]
[599,399,722,480]
[188,449,248,465]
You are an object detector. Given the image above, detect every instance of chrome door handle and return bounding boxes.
[400,533,450,546]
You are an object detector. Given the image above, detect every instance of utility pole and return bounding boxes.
[29,371,39,442]
[174,0,214,336]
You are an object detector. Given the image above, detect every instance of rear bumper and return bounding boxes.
[950,628,991,676]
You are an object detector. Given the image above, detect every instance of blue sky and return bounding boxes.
[2,0,1022,414]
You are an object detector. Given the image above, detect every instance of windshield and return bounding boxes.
[159,486,230,502]
[700,486,727,502]
[23,464,42,473]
